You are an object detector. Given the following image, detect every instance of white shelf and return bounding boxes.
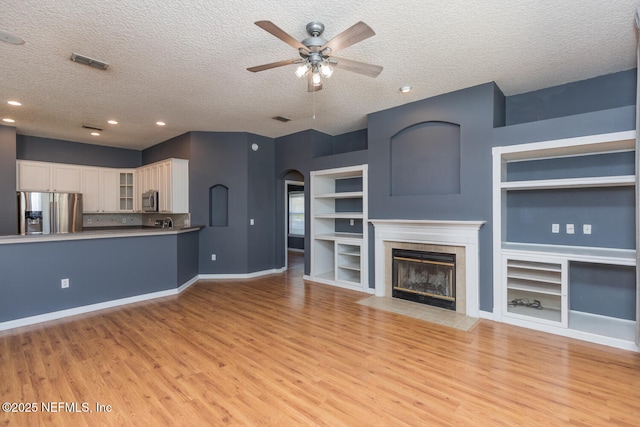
[569,311,636,342]
[314,232,363,242]
[502,243,636,266]
[506,304,562,323]
[496,131,635,161]
[339,250,361,257]
[507,271,560,285]
[338,262,361,271]
[507,259,561,272]
[506,280,562,296]
[314,212,363,219]
[501,175,635,190]
[314,191,363,199]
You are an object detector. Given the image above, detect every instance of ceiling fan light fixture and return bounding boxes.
[319,62,333,78]
[295,63,310,78]
[311,69,322,86]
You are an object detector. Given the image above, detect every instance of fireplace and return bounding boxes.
[392,249,456,310]
[370,219,485,317]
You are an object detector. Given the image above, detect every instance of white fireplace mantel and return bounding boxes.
[370,219,485,317]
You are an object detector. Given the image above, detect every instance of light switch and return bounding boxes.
[250,219,254,225]
[566,224,574,234]
[552,224,559,233]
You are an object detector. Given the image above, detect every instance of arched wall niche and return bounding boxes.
[390,121,461,196]
[209,184,229,227]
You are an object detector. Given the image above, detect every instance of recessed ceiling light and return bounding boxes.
[156,121,166,126]
[107,120,118,125]
[399,86,412,93]
[2,118,15,123]
[90,132,100,136]
[7,100,22,106]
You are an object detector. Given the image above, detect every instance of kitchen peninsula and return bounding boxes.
[0,226,201,329]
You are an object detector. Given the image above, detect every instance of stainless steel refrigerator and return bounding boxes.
[17,192,83,235]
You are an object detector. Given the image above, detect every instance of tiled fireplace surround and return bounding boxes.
[371,220,485,318]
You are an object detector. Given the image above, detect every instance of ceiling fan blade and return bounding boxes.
[320,21,375,54]
[247,59,299,73]
[255,21,308,51]
[308,74,322,92]
[332,57,383,78]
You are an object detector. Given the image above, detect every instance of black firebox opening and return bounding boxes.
[392,249,456,311]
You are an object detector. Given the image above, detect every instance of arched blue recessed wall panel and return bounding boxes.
[390,121,461,196]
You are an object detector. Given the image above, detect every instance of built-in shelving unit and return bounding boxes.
[492,131,638,351]
[309,164,369,292]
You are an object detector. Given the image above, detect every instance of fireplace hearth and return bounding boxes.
[392,249,456,310]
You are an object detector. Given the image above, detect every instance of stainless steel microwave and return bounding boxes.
[142,190,159,212]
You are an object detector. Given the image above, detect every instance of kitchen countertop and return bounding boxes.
[0,225,204,245]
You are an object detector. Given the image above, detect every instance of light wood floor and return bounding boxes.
[1,252,639,426]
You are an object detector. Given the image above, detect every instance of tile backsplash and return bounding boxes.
[83,213,190,228]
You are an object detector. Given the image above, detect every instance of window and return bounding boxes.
[288,191,304,237]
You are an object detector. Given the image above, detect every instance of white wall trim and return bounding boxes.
[199,268,286,281]
[0,275,200,333]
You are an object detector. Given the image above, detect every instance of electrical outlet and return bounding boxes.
[566,224,575,234]
[61,278,69,289]
[551,223,559,233]
[87,218,92,224]
[122,218,127,224]
[350,219,355,226]
[583,224,592,234]
[211,254,216,261]
[250,219,255,225]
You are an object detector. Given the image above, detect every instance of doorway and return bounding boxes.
[284,179,304,270]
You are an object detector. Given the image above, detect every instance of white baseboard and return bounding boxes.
[303,275,374,294]
[478,310,494,320]
[198,268,286,280]
[0,275,199,333]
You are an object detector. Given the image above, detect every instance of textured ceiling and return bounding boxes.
[0,0,638,150]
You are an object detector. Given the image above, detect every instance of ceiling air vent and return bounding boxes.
[70,52,109,70]
[272,116,291,123]
[82,124,103,131]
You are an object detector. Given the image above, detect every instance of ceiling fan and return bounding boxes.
[247,20,383,92]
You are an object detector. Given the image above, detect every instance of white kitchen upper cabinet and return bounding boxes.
[100,169,119,212]
[160,159,188,213]
[17,160,82,192]
[81,167,119,213]
[17,161,52,191]
[51,164,82,192]
[138,159,188,213]
[81,168,101,212]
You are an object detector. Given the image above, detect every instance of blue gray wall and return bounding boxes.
[17,135,141,167]
[506,69,636,125]
[248,134,276,272]
[142,132,191,164]
[0,125,17,236]
[0,234,190,322]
